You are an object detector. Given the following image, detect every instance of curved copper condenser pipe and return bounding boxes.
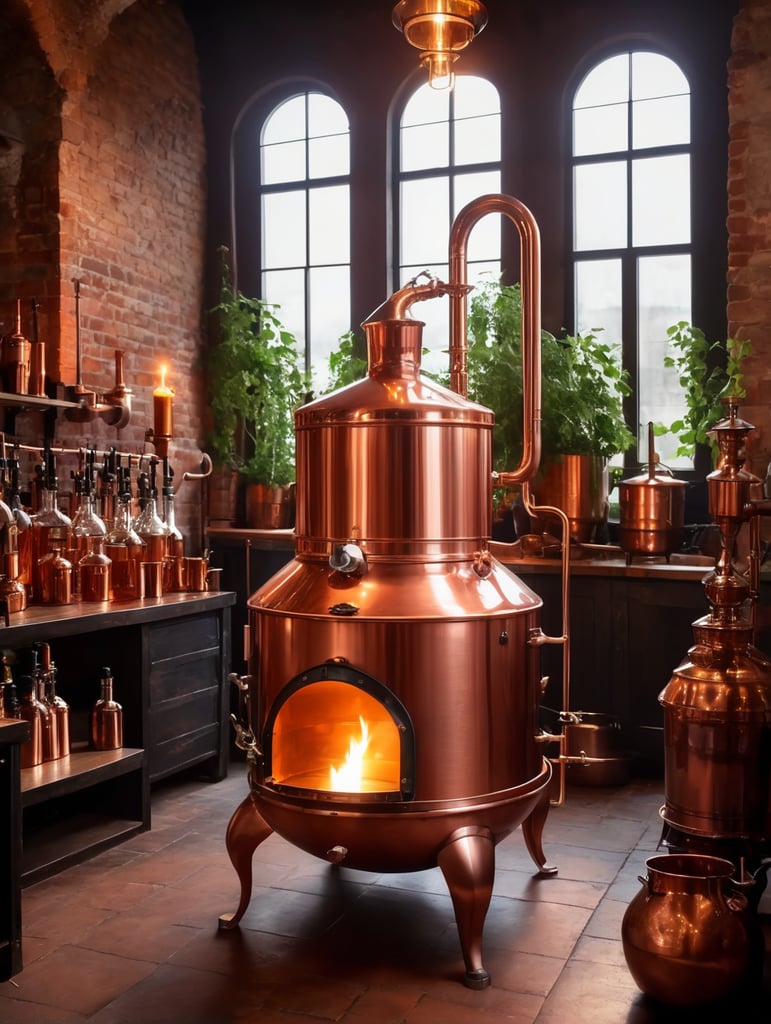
[448,193,542,484]
[449,194,574,805]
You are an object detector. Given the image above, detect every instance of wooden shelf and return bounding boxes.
[21,810,146,885]
[21,747,144,807]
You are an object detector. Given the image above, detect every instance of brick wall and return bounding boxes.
[1,0,207,547]
[728,0,771,483]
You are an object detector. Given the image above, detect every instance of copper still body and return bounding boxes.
[220,195,563,988]
[632,398,771,1006]
[659,399,771,875]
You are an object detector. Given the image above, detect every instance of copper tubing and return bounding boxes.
[448,193,542,483]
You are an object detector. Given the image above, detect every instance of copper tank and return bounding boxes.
[220,195,561,989]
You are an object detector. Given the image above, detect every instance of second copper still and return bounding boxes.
[220,195,564,988]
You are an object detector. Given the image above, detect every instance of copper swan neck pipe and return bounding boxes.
[448,193,542,483]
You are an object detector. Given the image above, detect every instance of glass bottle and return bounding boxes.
[79,535,112,602]
[90,667,123,750]
[8,456,32,592]
[105,483,145,600]
[161,458,184,591]
[31,452,72,603]
[134,466,168,565]
[71,459,107,556]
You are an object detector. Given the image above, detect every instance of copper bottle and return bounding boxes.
[16,674,46,768]
[37,642,69,759]
[90,667,123,750]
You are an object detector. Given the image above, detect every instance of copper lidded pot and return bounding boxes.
[618,423,686,562]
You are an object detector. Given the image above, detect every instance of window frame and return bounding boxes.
[231,84,352,386]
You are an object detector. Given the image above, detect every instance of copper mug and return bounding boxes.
[184,557,208,592]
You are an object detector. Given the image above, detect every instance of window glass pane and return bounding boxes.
[401,121,449,171]
[308,93,349,136]
[309,133,349,178]
[401,83,450,127]
[454,170,501,262]
[632,154,690,246]
[453,75,500,118]
[632,52,689,100]
[309,265,351,391]
[262,95,306,145]
[262,191,306,268]
[574,53,629,108]
[637,253,691,466]
[262,140,306,185]
[262,268,306,352]
[574,162,627,250]
[573,103,627,156]
[309,185,349,264]
[633,95,690,149]
[575,259,623,348]
[454,113,501,165]
[400,177,449,266]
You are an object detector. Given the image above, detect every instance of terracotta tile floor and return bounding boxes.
[1,765,769,1023]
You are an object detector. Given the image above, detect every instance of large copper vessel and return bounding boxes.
[658,399,771,891]
[621,853,756,1006]
[220,195,561,988]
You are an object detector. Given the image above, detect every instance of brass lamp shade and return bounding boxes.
[392,0,488,89]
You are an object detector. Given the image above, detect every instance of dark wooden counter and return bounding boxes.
[0,590,235,886]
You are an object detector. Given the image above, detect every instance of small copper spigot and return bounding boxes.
[100,351,133,428]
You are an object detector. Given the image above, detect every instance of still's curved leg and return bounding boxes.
[218,793,273,929]
[521,782,558,876]
[437,826,495,989]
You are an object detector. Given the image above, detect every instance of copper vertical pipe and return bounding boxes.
[448,193,542,483]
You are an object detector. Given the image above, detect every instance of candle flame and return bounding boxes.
[160,364,167,389]
[330,716,370,791]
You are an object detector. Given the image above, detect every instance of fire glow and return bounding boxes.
[330,716,370,791]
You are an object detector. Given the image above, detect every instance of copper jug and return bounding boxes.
[621,853,756,1006]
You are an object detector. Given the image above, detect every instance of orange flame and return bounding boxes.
[330,716,370,791]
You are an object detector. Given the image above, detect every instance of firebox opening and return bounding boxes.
[263,662,415,801]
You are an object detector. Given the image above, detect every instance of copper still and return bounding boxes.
[220,195,567,988]
[658,397,771,901]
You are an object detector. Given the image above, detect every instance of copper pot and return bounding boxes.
[532,454,609,544]
[618,424,686,561]
[622,853,755,1006]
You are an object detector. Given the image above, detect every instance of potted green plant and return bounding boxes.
[206,250,307,528]
[465,279,635,541]
[660,322,751,463]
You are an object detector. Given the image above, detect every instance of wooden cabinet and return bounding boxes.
[1,592,234,886]
[514,560,771,775]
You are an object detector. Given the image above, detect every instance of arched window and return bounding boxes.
[571,51,692,467]
[396,75,501,377]
[259,91,351,392]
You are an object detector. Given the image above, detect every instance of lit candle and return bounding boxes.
[153,364,174,438]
